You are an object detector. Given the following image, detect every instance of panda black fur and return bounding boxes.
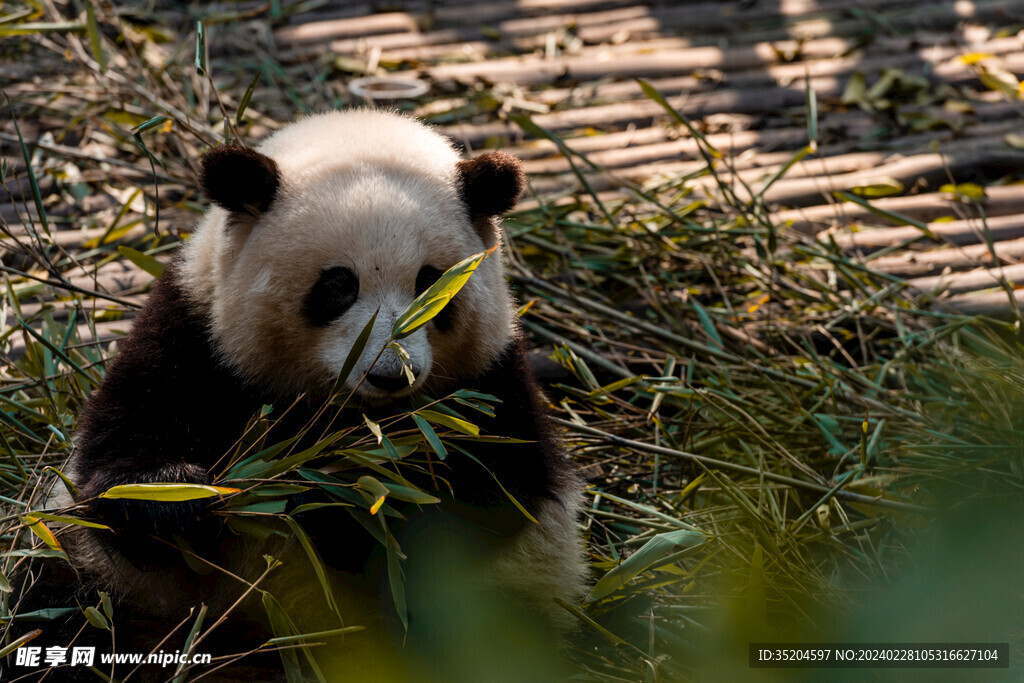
[20,110,586,681]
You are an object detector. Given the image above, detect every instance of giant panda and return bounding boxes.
[18,110,587,682]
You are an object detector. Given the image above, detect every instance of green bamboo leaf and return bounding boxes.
[756,144,813,199]
[100,591,113,621]
[0,548,67,559]
[235,436,337,481]
[43,466,79,497]
[83,1,106,73]
[377,480,440,506]
[380,434,400,460]
[331,309,378,396]
[0,569,10,592]
[357,475,389,514]
[452,389,500,402]
[593,490,702,531]
[416,409,479,436]
[283,517,342,620]
[131,115,171,135]
[194,20,207,75]
[227,500,287,514]
[262,592,304,683]
[8,99,51,237]
[412,413,447,460]
[507,111,616,225]
[172,604,206,683]
[637,79,721,158]
[0,629,41,659]
[0,608,77,623]
[265,625,366,646]
[391,248,493,340]
[225,516,287,540]
[99,483,241,501]
[447,443,537,524]
[223,434,301,480]
[336,455,424,495]
[130,117,168,233]
[25,512,110,530]
[0,22,84,36]
[588,528,707,601]
[383,520,408,630]
[289,502,353,516]
[118,246,166,278]
[689,300,723,351]
[13,318,91,379]
[236,71,262,127]
[832,190,932,233]
[83,606,109,631]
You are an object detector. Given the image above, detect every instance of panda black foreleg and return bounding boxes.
[75,460,221,567]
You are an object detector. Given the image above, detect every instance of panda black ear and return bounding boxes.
[200,145,281,216]
[457,151,525,220]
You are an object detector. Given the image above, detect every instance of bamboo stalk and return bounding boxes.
[907,262,1024,295]
[772,184,1024,234]
[831,214,1024,252]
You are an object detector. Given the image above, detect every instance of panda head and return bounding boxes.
[180,111,525,403]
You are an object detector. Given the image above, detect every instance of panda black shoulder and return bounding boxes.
[72,261,265,504]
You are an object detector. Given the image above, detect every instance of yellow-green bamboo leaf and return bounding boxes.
[391,247,494,340]
[23,515,62,551]
[99,483,240,501]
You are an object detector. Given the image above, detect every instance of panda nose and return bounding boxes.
[366,371,411,392]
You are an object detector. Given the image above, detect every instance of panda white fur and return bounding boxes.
[27,110,586,681]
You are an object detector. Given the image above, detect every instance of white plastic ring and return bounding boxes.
[348,76,429,100]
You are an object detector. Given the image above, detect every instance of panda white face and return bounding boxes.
[181,111,521,403]
[274,166,489,402]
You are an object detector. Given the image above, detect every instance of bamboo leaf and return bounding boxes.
[447,443,537,523]
[236,71,262,127]
[0,629,41,659]
[364,414,383,444]
[43,466,79,497]
[850,178,904,198]
[265,625,366,646]
[357,475,389,515]
[383,520,407,630]
[25,512,110,530]
[331,309,378,396]
[83,1,107,73]
[99,483,241,501]
[416,409,479,436]
[8,99,51,237]
[283,517,342,620]
[412,413,447,460]
[83,606,110,631]
[588,528,707,601]
[262,592,304,683]
[172,604,207,683]
[117,246,166,278]
[1,608,77,622]
[23,516,62,551]
[392,248,493,340]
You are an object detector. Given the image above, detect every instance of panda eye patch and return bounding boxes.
[415,265,444,297]
[303,267,359,327]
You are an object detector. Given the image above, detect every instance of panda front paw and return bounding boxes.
[80,462,213,540]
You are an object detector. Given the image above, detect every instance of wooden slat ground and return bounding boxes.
[4,0,1024,359]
